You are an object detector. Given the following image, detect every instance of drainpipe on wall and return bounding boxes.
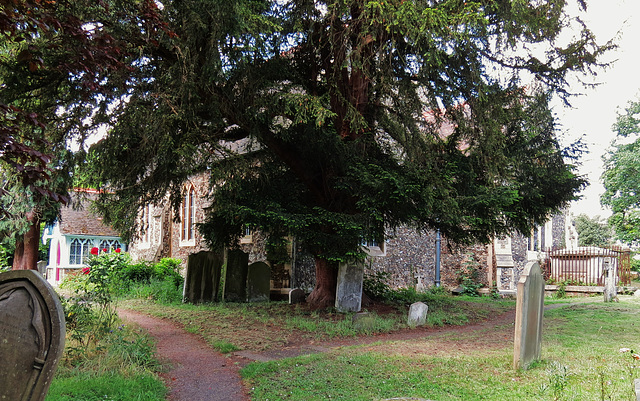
[435,229,441,287]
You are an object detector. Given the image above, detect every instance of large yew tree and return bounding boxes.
[88,0,610,306]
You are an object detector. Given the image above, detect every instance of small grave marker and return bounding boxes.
[407,302,428,327]
[289,288,305,304]
[0,270,65,401]
[513,261,544,370]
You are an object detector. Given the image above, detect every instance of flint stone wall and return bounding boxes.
[365,227,490,290]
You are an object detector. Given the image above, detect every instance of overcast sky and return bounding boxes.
[556,0,640,218]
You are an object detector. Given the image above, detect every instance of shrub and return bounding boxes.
[457,254,483,296]
[363,271,392,300]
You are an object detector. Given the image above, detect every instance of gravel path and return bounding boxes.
[118,309,250,401]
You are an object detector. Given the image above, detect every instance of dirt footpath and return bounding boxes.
[119,309,250,401]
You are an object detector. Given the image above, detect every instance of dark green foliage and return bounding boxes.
[83,0,607,266]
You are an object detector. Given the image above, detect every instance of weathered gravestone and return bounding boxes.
[407,302,428,327]
[335,260,364,313]
[603,257,617,303]
[247,262,270,302]
[0,270,65,401]
[352,312,377,331]
[289,288,305,304]
[513,261,544,370]
[223,249,249,302]
[184,250,224,303]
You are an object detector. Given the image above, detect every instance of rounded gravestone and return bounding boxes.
[0,270,65,401]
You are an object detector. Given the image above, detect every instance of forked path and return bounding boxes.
[118,309,250,401]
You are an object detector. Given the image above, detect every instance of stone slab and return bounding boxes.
[223,249,249,302]
[183,250,224,303]
[247,262,270,302]
[335,261,364,313]
[513,261,544,370]
[0,270,65,401]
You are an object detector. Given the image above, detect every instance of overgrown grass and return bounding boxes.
[47,322,166,401]
[47,255,174,401]
[120,294,513,352]
[241,296,640,400]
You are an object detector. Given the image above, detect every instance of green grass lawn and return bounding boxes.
[242,296,640,400]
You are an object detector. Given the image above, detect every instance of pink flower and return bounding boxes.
[82,267,90,275]
[115,248,121,253]
[90,247,99,255]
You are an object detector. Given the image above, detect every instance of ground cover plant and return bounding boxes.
[242,296,640,401]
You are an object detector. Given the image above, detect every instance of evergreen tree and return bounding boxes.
[601,98,640,245]
[86,0,610,306]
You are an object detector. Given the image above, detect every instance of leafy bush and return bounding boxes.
[363,271,392,300]
[152,258,183,288]
[457,254,483,296]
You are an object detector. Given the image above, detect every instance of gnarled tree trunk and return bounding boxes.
[306,257,338,308]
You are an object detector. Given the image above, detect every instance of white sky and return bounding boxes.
[557,0,640,218]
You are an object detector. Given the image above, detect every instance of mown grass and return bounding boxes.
[242,296,640,400]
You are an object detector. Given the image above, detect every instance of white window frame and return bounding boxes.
[180,185,196,246]
[138,204,152,249]
[363,238,386,257]
[69,238,92,265]
[240,225,253,244]
[98,239,125,253]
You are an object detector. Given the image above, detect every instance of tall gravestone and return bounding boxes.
[335,260,364,313]
[247,262,270,302]
[183,250,224,303]
[603,257,617,302]
[0,270,65,401]
[513,261,545,370]
[223,249,249,302]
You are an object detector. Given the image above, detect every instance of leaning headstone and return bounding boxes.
[184,250,224,303]
[335,260,364,313]
[513,261,545,370]
[223,249,249,302]
[603,257,618,302]
[289,288,305,304]
[407,302,428,327]
[0,270,65,401]
[247,262,270,302]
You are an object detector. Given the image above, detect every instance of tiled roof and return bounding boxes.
[58,192,120,237]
